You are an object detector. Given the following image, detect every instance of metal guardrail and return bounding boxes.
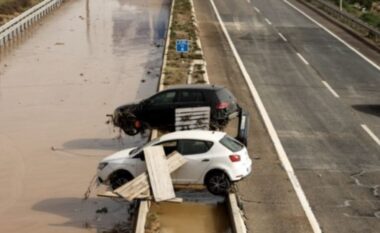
[301,0,380,44]
[0,0,63,47]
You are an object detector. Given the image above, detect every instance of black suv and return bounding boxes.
[111,84,240,135]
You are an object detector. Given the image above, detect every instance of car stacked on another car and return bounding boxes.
[97,130,252,195]
[111,84,240,136]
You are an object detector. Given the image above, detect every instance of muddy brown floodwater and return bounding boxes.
[149,202,232,233]
[0,0,170,232]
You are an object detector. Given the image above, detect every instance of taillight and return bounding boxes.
[134,120,141,129]
[216,102,229,109]
[229,154,241,162]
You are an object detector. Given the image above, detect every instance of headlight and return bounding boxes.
[98,162,108,170]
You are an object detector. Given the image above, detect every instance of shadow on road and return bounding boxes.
[62,134,149,151]
[352,104,380,117]
[32,197,132,231]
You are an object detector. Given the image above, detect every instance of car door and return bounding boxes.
[172,139,214,183]
[142,90,177,127]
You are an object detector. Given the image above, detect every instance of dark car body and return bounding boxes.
[112,84,240,135]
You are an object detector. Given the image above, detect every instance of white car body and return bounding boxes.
[97,130,252,188]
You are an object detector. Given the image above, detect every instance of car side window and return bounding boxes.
[177,140,213,155]
[156,140,178,156]
[177,90,205,103]
[150,91,176,105]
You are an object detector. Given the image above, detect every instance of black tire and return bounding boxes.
[205,171,231,195]
[110,171,133,190]
[120,117,140,136]
[123,127,139,136]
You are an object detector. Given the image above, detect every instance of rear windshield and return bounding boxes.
[216,89,234,102]
[219,135,243,152]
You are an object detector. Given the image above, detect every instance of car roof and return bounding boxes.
[165,84,224,91]
[158,130,226,142]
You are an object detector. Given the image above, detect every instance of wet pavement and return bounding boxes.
[0,0,170,232]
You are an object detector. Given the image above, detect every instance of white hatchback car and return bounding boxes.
[97,130,252,195]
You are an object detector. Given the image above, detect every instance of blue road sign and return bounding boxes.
[176,39,189,53]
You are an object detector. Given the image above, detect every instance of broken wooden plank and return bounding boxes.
[98,188,151,199]
[144,146,175,202]
[135,200,149,233]
[113,151,186,201]
[97,190,119,198]
[166,197,183,203]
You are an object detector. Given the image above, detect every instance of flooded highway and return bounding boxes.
[0,0,170,232]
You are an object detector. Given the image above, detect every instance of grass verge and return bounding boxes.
[327,0,380,29]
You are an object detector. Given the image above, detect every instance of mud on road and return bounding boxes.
[0,0,170,232]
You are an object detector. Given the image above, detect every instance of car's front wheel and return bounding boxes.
[205,170,231,195]
[109,171,133,190]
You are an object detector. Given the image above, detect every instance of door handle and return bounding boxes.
[202,159,210,162]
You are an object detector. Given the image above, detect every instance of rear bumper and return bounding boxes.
[230,159,252,181]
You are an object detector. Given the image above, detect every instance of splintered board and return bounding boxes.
[144,146,175,202]
[112,151,187,201]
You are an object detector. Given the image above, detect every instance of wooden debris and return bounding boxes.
[144,146,175,202]
[135,201,149,233]
[166,197,183,203]
[112,151,186,201]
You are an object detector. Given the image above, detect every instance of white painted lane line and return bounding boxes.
[322,80,340,98]
[265,18,272,25]
[209,1,322,233]
[283,0,380,71]
[361,124,380,146]
[278,32,287,42]
[254,7,260,13]
[246,0,251,3]
[297,52,309,65]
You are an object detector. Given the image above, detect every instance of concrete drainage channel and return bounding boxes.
[114,0,247,232]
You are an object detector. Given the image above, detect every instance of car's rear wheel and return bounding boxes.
[205,171,231,195]
[109,171,133,190]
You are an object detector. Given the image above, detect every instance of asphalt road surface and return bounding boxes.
[0,0,169,232]
[211,0,380,232]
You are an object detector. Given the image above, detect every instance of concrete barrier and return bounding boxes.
[228,193,247,233]
[0,0,63,47]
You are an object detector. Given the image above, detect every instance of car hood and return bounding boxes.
[101,147,136,163]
